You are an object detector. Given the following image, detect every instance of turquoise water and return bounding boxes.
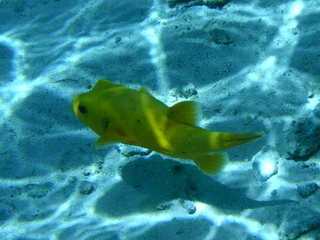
[0,0,320,239]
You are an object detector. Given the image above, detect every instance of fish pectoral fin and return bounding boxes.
[95,128,126,146]
[168,101,198,126]
[96,135,120,146]
[192,153,228,174]
[122,137,139,146]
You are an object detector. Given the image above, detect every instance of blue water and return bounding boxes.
[0,0,320,239]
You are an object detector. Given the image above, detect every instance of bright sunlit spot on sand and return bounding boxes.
[194,201,207,213]
[0,81,36,122]
[261,56,276,71]
[14,83,33,97]
[65,52,82,64]
[0,34,39,123]
[200,205,278,240]
[246,56,280,91]
[142,22,169,94]
[245,0,304,95]
[260,159,276,176]
[289,0,304,17]
[253,150,279,180]
[305,91,320,111]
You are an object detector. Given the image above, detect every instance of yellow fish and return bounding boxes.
[72,79,262,174]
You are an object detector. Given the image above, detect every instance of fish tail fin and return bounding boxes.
[193,153,228,174]
[210,131,263,151]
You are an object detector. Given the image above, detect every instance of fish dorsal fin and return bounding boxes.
[168,101,198,126]
[92,79,121,91]
[139,87,150,95]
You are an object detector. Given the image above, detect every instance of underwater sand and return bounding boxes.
[0,0,320,239]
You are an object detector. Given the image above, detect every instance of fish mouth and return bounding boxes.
[72,96,80,117]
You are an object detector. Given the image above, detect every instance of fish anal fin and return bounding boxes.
[168,101,198,126]
[192,153,228,174]
[96,136,114,146]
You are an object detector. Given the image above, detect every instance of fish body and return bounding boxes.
[73,79,262,174]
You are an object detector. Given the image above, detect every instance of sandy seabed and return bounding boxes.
[0,0,320,239]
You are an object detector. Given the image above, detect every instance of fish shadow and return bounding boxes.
[95,155,292,217]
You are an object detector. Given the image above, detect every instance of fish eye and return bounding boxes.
[78,105,87,114]
[103,119,110,130]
